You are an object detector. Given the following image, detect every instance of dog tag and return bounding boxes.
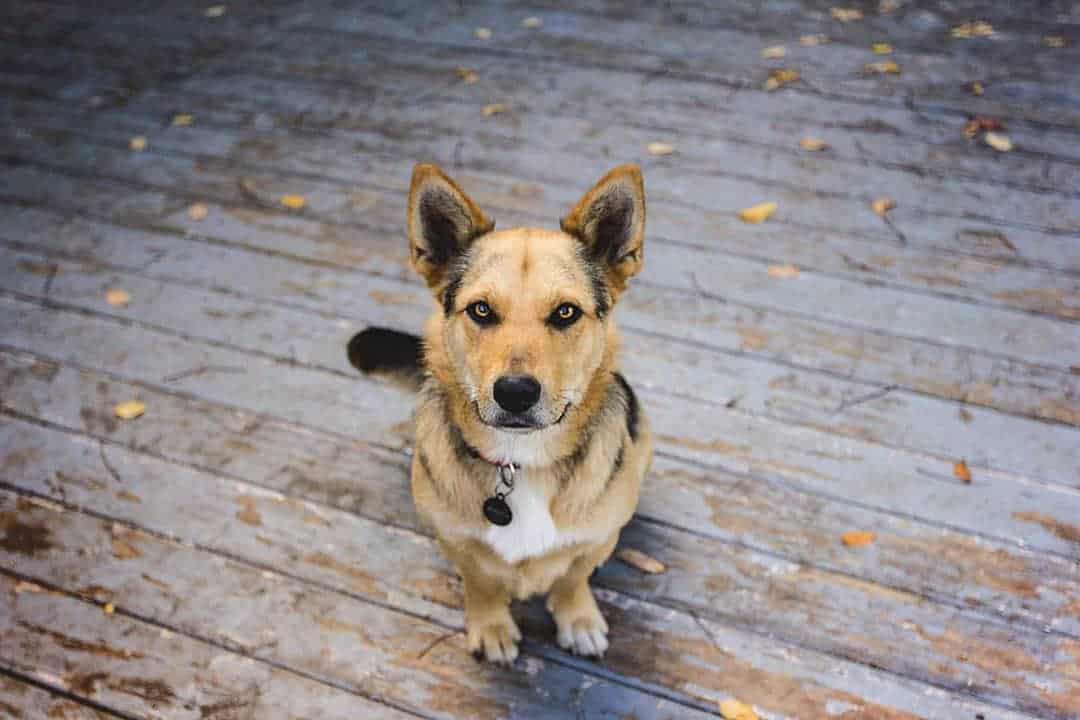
[483,495,512,526]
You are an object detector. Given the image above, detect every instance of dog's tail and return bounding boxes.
[346,327,425,392]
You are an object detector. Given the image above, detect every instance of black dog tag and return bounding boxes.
[483,495,512,526]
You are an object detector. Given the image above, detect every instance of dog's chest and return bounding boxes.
[480,473,585,564]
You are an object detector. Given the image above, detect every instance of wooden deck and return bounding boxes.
[1,0,1078,717]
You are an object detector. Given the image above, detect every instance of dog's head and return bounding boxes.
[408,163,645,434]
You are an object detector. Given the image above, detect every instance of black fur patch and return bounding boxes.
[419,189,468,267]
[613,372,639,442]
[588,190,634,265]
[441,255,471,316]
[574,244,610,319]
[347,327,423,375]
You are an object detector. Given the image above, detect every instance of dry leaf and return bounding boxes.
[129,135,147,151]
[871,197,896,216]
[800,34,829,46]
[112,537,142,560]
[951,21,995,39]
[204,5,226,18]
[970,81,984,96]
[962,116,1005,138]
[474,27,492,40]
[739,201,777,224]
[455,66,479,84]
[760,45,786,59]
[768,264,800,279]
[105,288,131,307]
[830,7,864,22]
[114,400,146,420]
[187,202,209,221]
[103,602,116,615]
[953,460,972,483]
[521,16,543,29]
[872,42,893,54]
[719,699,759,720]
[14,580,44,594]
[1043,35,1066,48]
[864,60,900,74]
[280,194,306,210]
[171,113,194,126]
[616,548,666,574]
[764,68,799,91]
[481,102,507,116]
[647,142,675,156]
[984,132,1013,152]
[841,531,876,547]
[799,137,828,151]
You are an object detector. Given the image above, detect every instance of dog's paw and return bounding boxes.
[466,614,521,665]
[552,601,609,657]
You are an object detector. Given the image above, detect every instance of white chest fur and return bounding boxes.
[480,470,591,564]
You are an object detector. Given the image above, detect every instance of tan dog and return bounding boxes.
[348,163,652,663]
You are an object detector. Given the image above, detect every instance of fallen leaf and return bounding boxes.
[951,21,995,39]
[646,142,675,156]
[830,7,864,22]
[114,400,146,420]
[738,201,778,224]
[760,45,786,59]
[872,42,893,54]
[962,116,1005,138]
[841,531,876,547]
[800,34,829,46]
[719,699,759,720]
[1043,35,1066,48]
[871,197,896,217]
[521,16,543,28]
[767,264,800,279]
[764,68,799,91]
[616,548,666,574]
[455,66,479,84]
[970,81,984,96]
[474,27,492,40]
[112,537,142,560]
[105,288,131,306]
[204,5,226,18]
[14,581,44,594]
[171,113,194,126]
[481,102,507,116]
[984,132,1012,152]
[864,60,901,74]
[953,460,972,483]
[799,137,828,151]
[280,194,306,210]
[187,202,209,221]
[103,602,115,615]
[129,135,147,151]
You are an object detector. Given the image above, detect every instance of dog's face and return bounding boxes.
[407,164,645,433]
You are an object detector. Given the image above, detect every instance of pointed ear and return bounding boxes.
[560,164,645,291]
[407,163,494,288]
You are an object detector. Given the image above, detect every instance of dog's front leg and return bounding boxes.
[456,560,520,664]
[545,533,618,657]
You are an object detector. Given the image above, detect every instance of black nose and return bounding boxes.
[493,375,541,414]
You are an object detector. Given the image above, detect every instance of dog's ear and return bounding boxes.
[407,163,494,288]
[560,164,645,292]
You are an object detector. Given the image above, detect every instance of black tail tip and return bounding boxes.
[347,327,424,375]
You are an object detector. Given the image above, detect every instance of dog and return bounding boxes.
[347,163,652,663]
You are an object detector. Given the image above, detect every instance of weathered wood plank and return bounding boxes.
[0,673,122,719]
[0,576,417,720]
[0,419,1059,719]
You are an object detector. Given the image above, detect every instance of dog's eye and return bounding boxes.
[549,303,582,328]
[466,301,497,325]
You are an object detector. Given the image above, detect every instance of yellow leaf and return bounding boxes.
[616,548,666,574]
[481,103,507,117]
[768,264,800,279]
[951,21,994,39]
[841,531,876,547]
[872,42,893,54]
[864,60,900,74]
[455,66,479,84]
[1044,35,1066,48]
[830,7,864,22]
[970,81,984,96]
[280,194,306,210]
[521,16,543,29]
[984,132,1013,152]
[871,197,896,217]
[103,602,116,615]
[204,5,226,18]
[760,45,786,59]
[738,202,777,224]
[187,202,209,221]
[114,400,146,420]
[799,34,829,46]
[799,137,828,151]
[764,68,799,91]
[953,460,972,483]
[646,142,675,156]
[719,699,759,720]
[105,288,131,307]
[171,113,194,126]
[129,136,147,151]
[474,27,492,40]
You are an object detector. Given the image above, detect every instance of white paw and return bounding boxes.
[467,616,521,665]
[556,613,609,657]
